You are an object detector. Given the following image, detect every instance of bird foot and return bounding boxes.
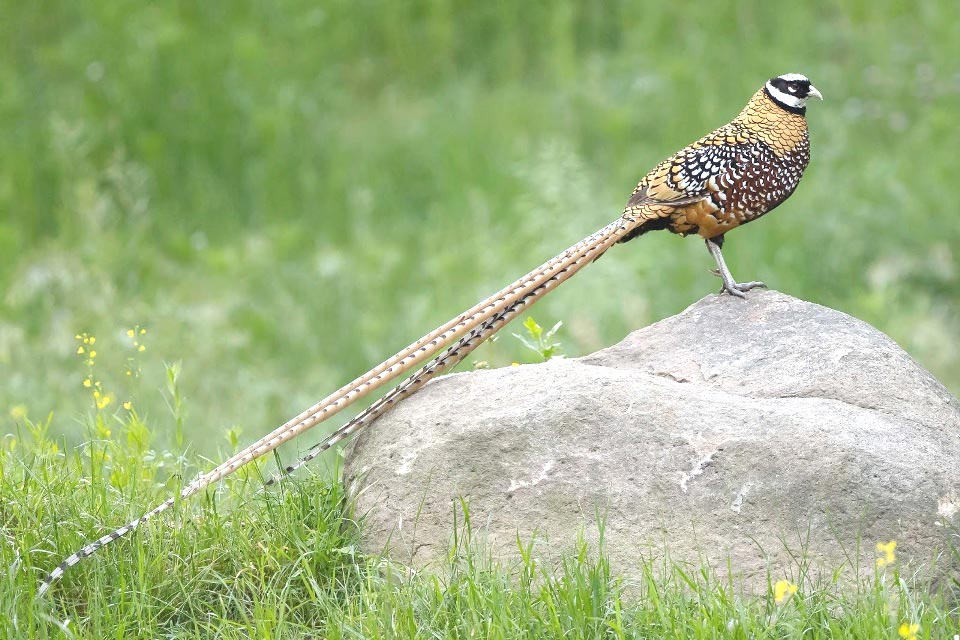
[722,280,767,298]
[709,269,766,298]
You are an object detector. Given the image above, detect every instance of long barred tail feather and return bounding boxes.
[179,218,629,495]
[263,218,634,486]
[39,214,638,595]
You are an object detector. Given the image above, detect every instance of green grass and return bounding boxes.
[4,409,959,637]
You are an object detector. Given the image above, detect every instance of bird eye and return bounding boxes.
[787,85,797,93]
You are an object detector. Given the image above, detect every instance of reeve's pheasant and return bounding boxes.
[39,73,822,595]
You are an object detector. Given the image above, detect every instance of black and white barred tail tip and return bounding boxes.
[38,496,177,597]
[263,219,632,487]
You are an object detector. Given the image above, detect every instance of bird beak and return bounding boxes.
[807,85,823,100]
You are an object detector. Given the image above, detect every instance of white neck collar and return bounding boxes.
[765,80,807,110]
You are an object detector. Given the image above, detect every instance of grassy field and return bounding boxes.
[2,0,960,635]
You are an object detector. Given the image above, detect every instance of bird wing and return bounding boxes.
[626,135,751,211]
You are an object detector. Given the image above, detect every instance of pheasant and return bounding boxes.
[39,73,821,595]
[619,72,821,296]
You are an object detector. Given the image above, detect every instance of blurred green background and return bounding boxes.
[2,1,958,454]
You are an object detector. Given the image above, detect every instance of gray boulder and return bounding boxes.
[343,290,960,591]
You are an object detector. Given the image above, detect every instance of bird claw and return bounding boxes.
[720,280,767,298]
[709,270,766,297]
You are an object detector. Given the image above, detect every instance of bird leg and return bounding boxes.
[705,237,766,298]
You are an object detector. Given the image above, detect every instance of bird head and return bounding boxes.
[764,73,823,113]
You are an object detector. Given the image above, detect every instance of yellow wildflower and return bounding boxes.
[83,379,92,388]
[96,394,112,410]
[77,346,85,354]
[138,344,145,352]
[123,401,132,411]
[774,579,797,604]
[898,622,919,640]
[876,540,897,567]
[511,362,520,367]
[88,336,96,344]
[127,329,135,337]
[89,350,97,359]
[75,334,82,340]
[9,405,28,420]
[140,328,146,335]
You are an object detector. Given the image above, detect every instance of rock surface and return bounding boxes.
[343,290,960,591]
